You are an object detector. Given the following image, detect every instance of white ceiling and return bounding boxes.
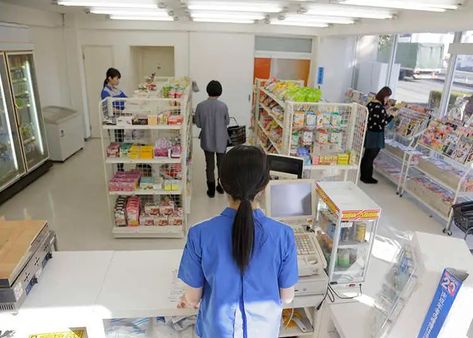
[0,0,467,29]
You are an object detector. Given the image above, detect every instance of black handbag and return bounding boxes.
[227,117,246,147]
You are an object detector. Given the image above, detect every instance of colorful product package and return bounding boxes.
[293,111,305,130]
[306,111,317,129]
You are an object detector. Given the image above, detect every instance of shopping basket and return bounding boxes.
[227,117,246,147]
[452,201,473,240]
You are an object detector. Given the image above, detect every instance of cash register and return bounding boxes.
[264,179,328,297]
[0,220,56,312]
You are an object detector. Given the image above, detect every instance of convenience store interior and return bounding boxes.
[1,0,473,337]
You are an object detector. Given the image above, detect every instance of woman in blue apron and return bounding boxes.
[178,145,298,338]
[101,68,127,171]
[360,86,393,184]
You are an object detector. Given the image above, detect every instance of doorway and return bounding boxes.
[83,45,114,138]
[131,46,175,87]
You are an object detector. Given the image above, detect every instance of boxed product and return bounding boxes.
[132,115,148,125]
[126,196,140,226]
[140,145,154,159]
[108,171,141,192]
[302,131,314,145]
[120,143,132,158]
[316,130,329,144]
[128,145,140,159]
[168,115,184,125]
[114,196,127,227]
[171,143,182,158]
[139,176,161,190]
[331,112,342,127]
[139,213,155,226]
[155,138,172,158]
[337,153,350,165]
[107,143,120,158]
[148,115,158,125]
[144,202,160,216]
[306,111,317,129]
[116,115,132,126]
[293,111,305,130]
[156,216,169,226]
[330,131,343,145]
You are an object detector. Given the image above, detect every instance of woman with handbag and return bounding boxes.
[195,80,230,198]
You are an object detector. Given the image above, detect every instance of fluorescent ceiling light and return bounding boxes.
[284,15,355,25]
[191,11,265,20]
[90,8,169,16]
[193,18,255,24]
[306,4,393,19]
[270,20,328,28]
[339,0,457,11]
[188,1,282,13]
[109,15,174,21]
[58,0,157,8]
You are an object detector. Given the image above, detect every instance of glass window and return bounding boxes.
[393,33,455,109]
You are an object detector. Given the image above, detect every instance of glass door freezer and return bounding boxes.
[0,53,25,191]
[6,52,48,171]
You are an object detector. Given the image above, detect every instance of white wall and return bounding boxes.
[189,32,255,128]
[316,36,357,102]
[76,29,189,96]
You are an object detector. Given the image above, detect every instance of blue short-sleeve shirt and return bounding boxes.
[178,208,298,338]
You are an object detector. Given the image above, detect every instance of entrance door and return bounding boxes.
[83,45,114,138]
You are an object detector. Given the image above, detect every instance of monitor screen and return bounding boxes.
[269,182,312,218]
[267,154,303,179]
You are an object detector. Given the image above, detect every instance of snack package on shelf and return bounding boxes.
[107,143,120,158]
[114,196,184,227]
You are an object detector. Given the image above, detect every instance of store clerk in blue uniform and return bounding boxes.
[178,145,299,338]
[101,67,127,171]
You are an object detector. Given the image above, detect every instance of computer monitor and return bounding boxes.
[267,154,304,179]
[264,179,316,221]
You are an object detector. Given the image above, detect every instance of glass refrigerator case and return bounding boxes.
[0,54,25,190]
[6,52,48,171]
[315,181,381,285]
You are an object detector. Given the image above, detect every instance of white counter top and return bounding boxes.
[0,249,327,337]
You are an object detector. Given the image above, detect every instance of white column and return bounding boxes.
[439,31,463,118]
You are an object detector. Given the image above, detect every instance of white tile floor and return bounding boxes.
[0,138,470,252]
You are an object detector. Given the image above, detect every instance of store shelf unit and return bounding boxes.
[252,78,304,153]
[99,81,192,238]
[314,181,381,285]
[401,118,473,234]
[286,102,368,183]
[374,106,430,193]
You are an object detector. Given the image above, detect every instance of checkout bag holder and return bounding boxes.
[227,117,246,147]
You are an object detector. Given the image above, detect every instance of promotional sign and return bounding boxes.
[417,268,469,338]
[317,67,324,85]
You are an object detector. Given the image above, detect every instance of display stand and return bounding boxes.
[314,181,381,285]
[254,82,368,183]
[286,102,368,183]
[374,106,430,194]
[253,78,304,154]
[99,78,192,238]
[369,242,417,337]
[401,118,473,234]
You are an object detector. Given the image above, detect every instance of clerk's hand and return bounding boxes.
[177,294,199,309]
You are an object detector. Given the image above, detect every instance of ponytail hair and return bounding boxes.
[220,146,270,273]
[103,67,121,88]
